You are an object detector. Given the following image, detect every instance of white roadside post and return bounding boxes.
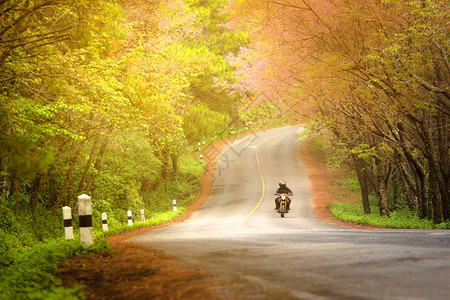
[140,209,145,222]
[127,210,133,226]
[62,206,73,240]
[78,194,94,247]
[198,142,201,151]
[200,154,203,163]
[173,199,177,212]
[102,212,108,232]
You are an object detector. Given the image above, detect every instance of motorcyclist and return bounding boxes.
[274,181,292,211]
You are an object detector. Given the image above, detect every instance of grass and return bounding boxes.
[307,135,450,229]
[0,152,202,300]
[331,202,450,229]
[0,207,188,300]
[0,238,104,300]
[0,128,224,300]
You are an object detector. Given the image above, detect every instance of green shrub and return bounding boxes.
[0,237,108,299]
[0,127,227,299]
[343,177,360,193]
[183,104,232,143]
[308,136,328,158]
[331,202,450,229]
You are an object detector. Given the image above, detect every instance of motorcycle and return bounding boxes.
[274,192,292,218]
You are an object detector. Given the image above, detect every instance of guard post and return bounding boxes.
[63,206,73,240]
[127,210,133,226]
[173,199,177,212]
[78,194,94,247]
[140,209,145,222]
[102,212,108,232]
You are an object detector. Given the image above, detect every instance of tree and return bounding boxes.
[230,0,449,222]
[185,0,248,116]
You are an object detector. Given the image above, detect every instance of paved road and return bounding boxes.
[131,126,450,300]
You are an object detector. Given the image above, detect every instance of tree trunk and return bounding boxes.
[392,177,400,211]
[171,152,178,174]
[12,170,21,213]
[429,171,443,223]
[85,136,110,194]
[376,178,390,217]
[400,173,417,211]
[159,150,169,191]
[421,119,446,223]
[65,185,74,207]
[436,112,449,220]
[76,136,100,196]
[30,173,43,210]
[353,155,370,214]
[373,158,393,217]
[52,141,84,216]
[0,158,7,202]
[442,184,450,221]
[141,178,152,193]
[418,177,430,220]
[397,122,428,218]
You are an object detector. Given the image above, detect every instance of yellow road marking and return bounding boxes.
[243,131,449,233]
[247,140,265,217]
[247,131,294,217]
[248,131,286,217]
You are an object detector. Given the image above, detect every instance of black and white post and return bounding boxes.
[78,194,94,247]
[63,206,73,240]
[127,210,133,226]
[102,212,108,232]
[173,199,177,212]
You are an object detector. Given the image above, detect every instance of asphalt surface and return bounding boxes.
[130,126,450,300]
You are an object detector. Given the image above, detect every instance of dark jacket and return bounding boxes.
[276,186,293,195]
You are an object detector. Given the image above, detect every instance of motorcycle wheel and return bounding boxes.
[280,204,285,218]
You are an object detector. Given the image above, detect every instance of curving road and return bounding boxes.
[130,126,450,300]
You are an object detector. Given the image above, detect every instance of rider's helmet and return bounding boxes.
[279,181,286,188]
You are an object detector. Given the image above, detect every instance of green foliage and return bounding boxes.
[240,102,290,128]
[0,0,250,298]
[183,104,232,143]
[186,0,248,115]
[306,135,349,170]
[309,135,449,228]
[141,153,205,211]
[102,208,187,236]
[0,237,107,300]
[88,131,161,209]
[331,202,450,229]
[343,178,361,193]
[350,144,378,162]
[179,154,205,178]
[0,0,246,220]
[0,143,206,299]
[0,204,63,267]
[308,136,328,159]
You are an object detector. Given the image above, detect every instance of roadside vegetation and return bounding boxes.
[309,136,450,229]
[1,0,448,298]
[232,0,449,225]
[0,0,292,299]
